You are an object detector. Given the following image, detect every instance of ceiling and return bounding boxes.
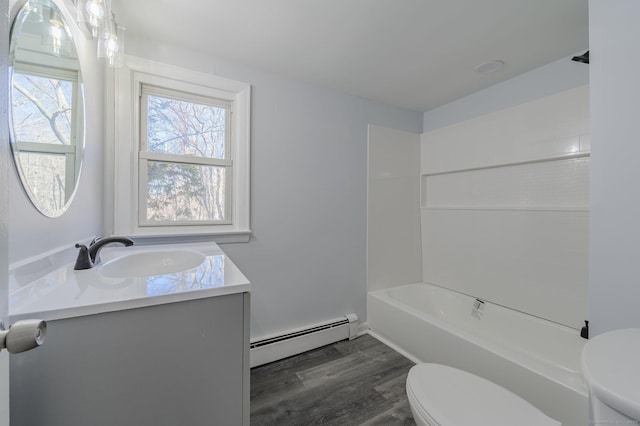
[111,0,589,112]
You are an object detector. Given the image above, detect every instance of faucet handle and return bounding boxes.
[74,243,93,270]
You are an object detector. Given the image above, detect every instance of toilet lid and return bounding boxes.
[406,364,560,426]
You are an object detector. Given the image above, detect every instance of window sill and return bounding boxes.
[127,230,252,245]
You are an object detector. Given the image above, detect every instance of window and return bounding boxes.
[139,85,232,225]
[11,63,82,216]
[113,57,250,241]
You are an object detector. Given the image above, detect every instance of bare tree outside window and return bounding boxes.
[12,73,72,145]
[142,91,230,224]
[11,72,74,216]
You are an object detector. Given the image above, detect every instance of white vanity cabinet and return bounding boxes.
[9,242,250,426]
[11,292,250,425]
[12,292,250,425]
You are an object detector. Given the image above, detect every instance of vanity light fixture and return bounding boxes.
[97,13,124,67]
[76,0,124,67]
[25,1,45,22]
[76,0,106,38]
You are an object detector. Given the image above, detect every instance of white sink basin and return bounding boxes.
[99,250,206,278]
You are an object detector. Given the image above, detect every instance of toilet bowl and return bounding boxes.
[406,364,560,426]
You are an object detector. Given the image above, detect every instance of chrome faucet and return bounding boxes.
[74,236,135,270]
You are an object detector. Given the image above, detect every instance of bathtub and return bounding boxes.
[368,282,588,426]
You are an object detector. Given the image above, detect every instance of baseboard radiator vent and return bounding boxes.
[250,313,358,368]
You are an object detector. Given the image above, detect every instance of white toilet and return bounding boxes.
[406,363,560,426]
[582,328,640,424]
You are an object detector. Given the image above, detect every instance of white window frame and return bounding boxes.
[111,56,251,242]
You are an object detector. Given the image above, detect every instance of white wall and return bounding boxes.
[424,56,589,132]
[588,0,640,335]
[367,125,422,292]
[1,0,11,421]
[8,0,105,265]
[123,38,423,339]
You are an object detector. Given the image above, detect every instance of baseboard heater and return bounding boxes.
[250,313,358,368]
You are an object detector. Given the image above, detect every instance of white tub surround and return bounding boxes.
[10,241,251,426]
[367,125,422,292]
[368,283,588,426]
[420,85,589,329]
[9,241,250,321]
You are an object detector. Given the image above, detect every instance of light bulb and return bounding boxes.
[103,34,119,67]
[96,10,124,67]
[85,0,105,19]
[50,25,63,55]
[85,0,105,37]
[104,35,119,56]
[47,7,66,56]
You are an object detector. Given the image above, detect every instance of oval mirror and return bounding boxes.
[9,0,85,218]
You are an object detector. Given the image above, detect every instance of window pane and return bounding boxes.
[19,152,66,216]
[146,94,226,159]
[145,161,226,222]
[11,73,73,145]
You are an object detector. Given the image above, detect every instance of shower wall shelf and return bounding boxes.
[421,151,591,212]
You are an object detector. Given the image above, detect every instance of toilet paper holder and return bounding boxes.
[0,319,47,354]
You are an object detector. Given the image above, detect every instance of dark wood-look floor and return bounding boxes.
[250,334,417,425]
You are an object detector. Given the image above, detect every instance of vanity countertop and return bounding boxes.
[9,242,250,321]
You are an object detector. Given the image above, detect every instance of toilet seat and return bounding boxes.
[406,364,560,426]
